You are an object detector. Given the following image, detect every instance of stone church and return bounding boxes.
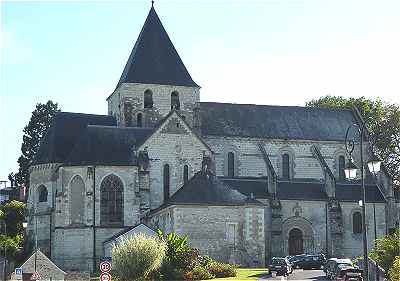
[27,5,399,272]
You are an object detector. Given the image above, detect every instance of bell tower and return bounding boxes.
[107,5,200,128]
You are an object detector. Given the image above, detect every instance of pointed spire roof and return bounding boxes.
[116,6,199,88]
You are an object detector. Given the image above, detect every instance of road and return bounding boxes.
[263,269,327,281]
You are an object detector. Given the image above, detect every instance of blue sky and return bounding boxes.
[1,0,399,184]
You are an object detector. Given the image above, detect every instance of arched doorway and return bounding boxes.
[289,228,303,255]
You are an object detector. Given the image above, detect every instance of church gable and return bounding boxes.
[139,111,212,153]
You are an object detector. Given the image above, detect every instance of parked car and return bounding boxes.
[324,258,354,280]
[293,254,326,269]
[288,254,307,268]
[334,265,363,281]
[269,257,292,276]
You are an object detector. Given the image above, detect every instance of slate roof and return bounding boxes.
[33,112,116,165]
[336,182,385,202]
[199,102,357,141]
[277,180,328,200]
[116,7,198,89]
[66,125,154,166]
[220,177,269,199]
[167,171,262,206]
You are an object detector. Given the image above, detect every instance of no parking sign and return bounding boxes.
[99,261,112,272]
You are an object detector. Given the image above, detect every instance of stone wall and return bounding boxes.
[150,205,265,267]
[341,202,386,258]
[140,112,212,209]
[279,200,328,256]
[204,136,350,180]
[108,83,200,127]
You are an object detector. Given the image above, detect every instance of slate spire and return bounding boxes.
[116,6,199,88]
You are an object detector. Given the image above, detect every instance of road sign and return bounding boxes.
[100,261,112,273]
[15,268,23,280]
[31,272,41,280]
[100,256,112,262]
[100,272,112,281]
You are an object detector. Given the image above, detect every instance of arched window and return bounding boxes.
[163,164,170,202]
[70,175,85,225]
[171,91,180,110]
[124,102,133,127]
[353,212,362,234]
[339,155,346,180]
[144,89,153,109]
[100,175,124,226]
[38,185,48,203]
[228,152,235,177]
[183,165,189,184]
[282,153,290,180]
[137,113,143,127]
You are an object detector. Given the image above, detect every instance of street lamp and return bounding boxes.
[344,123,382,281]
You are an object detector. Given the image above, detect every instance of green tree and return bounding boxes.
[14,101,61,187]
[306,96,400,189]
[369,230,400,274]
[0,201,27,259]
[388,256,400,281]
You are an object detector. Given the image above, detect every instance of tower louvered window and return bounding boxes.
[100,175,124,226]
[171,91,180,110]
[144,89,153,108]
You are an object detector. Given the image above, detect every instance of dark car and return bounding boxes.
[334,265,363,281]
[294,254,326,269]
[324,258,353,280]
[269,258,291,276]
[288,254,307,268]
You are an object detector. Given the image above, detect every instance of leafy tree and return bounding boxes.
[14,101,61,187]
[306,96,400,189]
[388,256,400,281]
[369,230,400,273]
[0,201,27,260]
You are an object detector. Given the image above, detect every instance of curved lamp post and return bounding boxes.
[344,124,381,281]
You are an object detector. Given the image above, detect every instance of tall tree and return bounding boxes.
[14,101,61,187]
[306,96,400,189]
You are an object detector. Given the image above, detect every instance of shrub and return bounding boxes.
[112,233,167,281]
[388,256,400,281]
[369,230,400,273]
[183,265,215,281]
[207,261,237,278]
[197,255,214,267]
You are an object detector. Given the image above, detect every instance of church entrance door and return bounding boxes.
[288,228,303,255]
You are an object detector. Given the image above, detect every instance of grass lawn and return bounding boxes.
[213,268,270,280]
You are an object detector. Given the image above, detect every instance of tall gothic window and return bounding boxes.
[144,89,153,109]
[70,175,85,225]
[164,164,170,202]
[339,155,346,180]
[100,175,124,226]
[183,165,189,184]
[228,152,235,177]
[137,113,143,127]
[171,91,180,110]
[353,212,362,234]
[282,153,290,180]
[38,185,48,203]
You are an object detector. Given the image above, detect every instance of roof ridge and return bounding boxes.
[200,101,353,111]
